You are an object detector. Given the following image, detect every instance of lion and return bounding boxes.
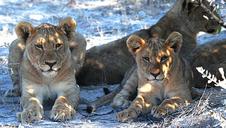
[189,37,226,87]
[7,17,86,123]
[85,0,222,112]
[5,17,86,97]
[113,32,192,122]
[77,0,222,86]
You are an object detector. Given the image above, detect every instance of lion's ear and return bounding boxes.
[15,22,34,41]
[182,0,197,14]
[126,35,146,55]
[165,32,183,54]
[59,17,76,36]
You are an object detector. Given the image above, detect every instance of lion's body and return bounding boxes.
[7,17,86,123]
[113,32,193,122]
[77,30,151,85]
[190,38,226,87]
[7,39,26,96]
[77,0,221,86]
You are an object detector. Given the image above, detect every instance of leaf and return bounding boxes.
[202,74,207,78]
[196,67,205,74]
[207,80,212,84]
[219,67,226,80]
[212,77,217,83]
[196,66,225,85]
[207,72,212,79]
[216,82,226,89]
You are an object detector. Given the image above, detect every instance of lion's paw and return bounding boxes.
[151,106,167,118]
[116,108,138,122]
[50,102,75,121]
[111,95,130,109]
[17,105,43,123]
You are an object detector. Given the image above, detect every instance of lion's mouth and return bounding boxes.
[206,23,221,34]
[41,67,60,73]
[146,78,164,82]
[207,28,216,33]
[47,68,57,72]
[41,69,58,77]
[145,73,164,82]
[146,75,164,82]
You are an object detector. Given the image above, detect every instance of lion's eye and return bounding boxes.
[35,44,43,49]
[202,15,209,20]
[160,56,169,63]
[56,44,63,49]
[143,57,149,62]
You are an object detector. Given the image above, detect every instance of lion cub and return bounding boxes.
[13,18,85,123]
[6,17,86,97]
[114,32,193,122]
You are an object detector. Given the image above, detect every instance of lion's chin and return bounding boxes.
[42,71,58,78]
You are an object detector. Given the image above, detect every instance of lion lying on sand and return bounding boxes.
[8,17,86,123]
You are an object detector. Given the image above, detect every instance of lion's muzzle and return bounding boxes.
[39,59,61,78]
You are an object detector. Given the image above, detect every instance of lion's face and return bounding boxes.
[181,0,221,33]
[16,17,76,77]
[127,32,183,82]
[26,24,70,77]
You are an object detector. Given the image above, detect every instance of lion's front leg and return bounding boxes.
[111,92,130,109]
[18,96,44,123]
[152,96,191,118]
[50,84,80,121]
[116,94,154,122]
[111,70,138,109]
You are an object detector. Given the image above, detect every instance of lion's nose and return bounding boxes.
[45,60,57,68]
[150,68,160,78]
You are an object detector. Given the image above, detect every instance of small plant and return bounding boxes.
[196,67,226,89]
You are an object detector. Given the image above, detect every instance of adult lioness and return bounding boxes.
[77,0,221,86]
[9,18,86,123]
[190,37,226,87]
[115,32,192,122]
[6,17,86,97]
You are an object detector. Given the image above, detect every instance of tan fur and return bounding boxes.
[7,39,26,96]
[6,17,86,97]
[7,17,86,123]
[113,32,193,122]
[77,0,221,86]
[111,66,138,109]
